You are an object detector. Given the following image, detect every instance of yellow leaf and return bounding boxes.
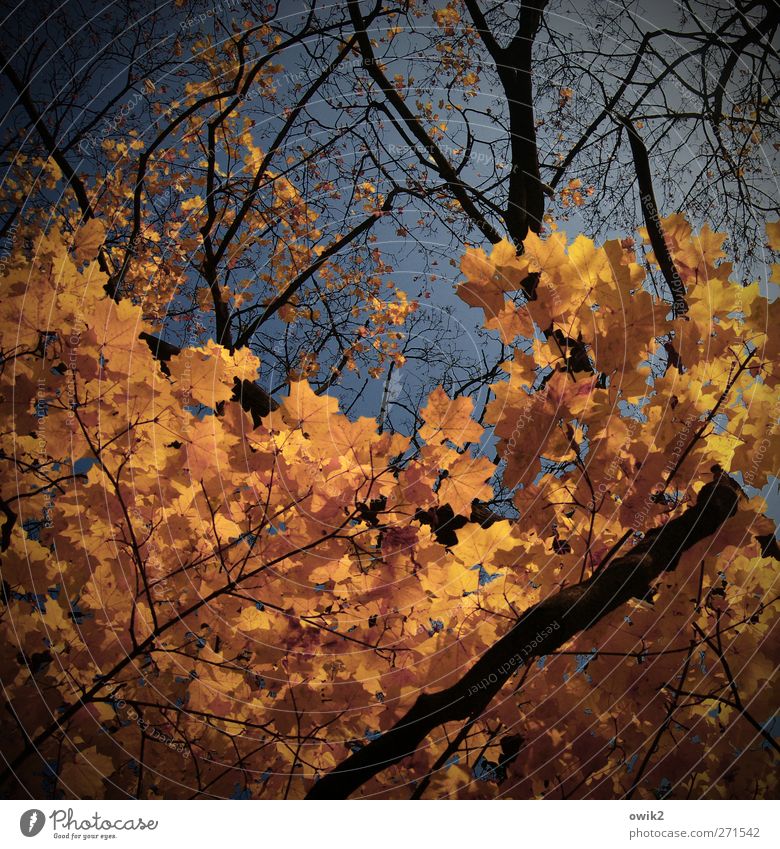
[437,452,494,514]
[169,341,260,408]
[72,218,105,264]
[59,746,115,798]
[766,219,780,251]
[420,386,482,447]
[277,379,341,438]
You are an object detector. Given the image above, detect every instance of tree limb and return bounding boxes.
[347,0,503,245]
[614,113,688,315]
[465,0,549,244]
[306,472,741,798]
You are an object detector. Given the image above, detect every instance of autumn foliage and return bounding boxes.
[0,0,779,803]
[1,209,778,799]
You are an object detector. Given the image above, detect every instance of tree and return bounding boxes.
[0,0,777,800]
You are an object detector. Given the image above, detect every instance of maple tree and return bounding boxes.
[0,0,778,801]
[1,213,777,799]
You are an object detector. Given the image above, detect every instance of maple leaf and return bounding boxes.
[71,218,106,265]
[437,452,495,515]
[484,299,536,343]
[169,342,260,408]
[59,746,115,798]
[420,386,482,448]
[275,380,341,439]
[458,240,531,321]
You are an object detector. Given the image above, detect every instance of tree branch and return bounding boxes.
[465,0,549,244]
[614,113,688,314]
[347,0,503,245]
[306,472,741,798]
